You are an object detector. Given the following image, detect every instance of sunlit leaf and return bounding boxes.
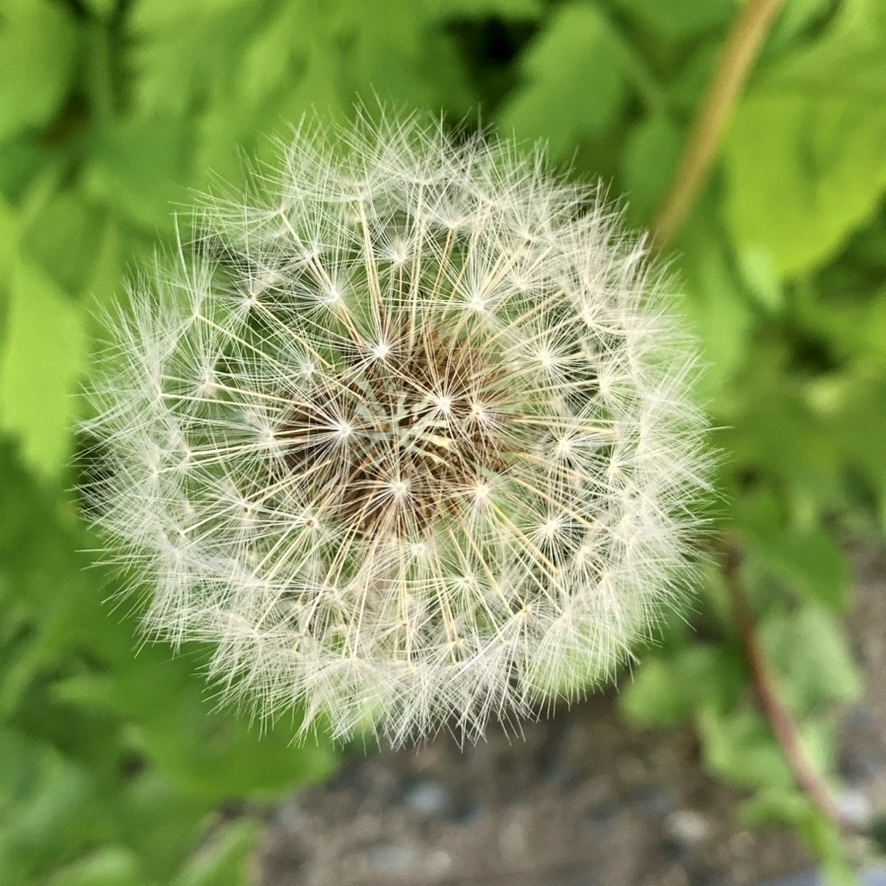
[760,605,862,716]
[0,0,78,140]
[0,260,87,479]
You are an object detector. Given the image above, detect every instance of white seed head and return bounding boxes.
[83,114,708,747]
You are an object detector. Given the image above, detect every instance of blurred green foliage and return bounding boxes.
[1,0,884,882]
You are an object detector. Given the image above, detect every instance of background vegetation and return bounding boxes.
[1,0,884,882]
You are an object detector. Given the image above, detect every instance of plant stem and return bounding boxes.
[650,0,785,250]
[719,535,851,831]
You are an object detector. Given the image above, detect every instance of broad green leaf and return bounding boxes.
[424,0,542,18]
[673,217,755,397]
[54,651,338,803]
[0,198,17,340]
[82,0,119,17]
[670,41,720,115]
[172,820,259,886]
[721,358,846,508]
[699,705,833,793]
[0,0,78,140]
[196,47,347,182]
[0,135,55,205]
[0,728,102,882]
[83,117,193,233]
[621,114,682,225]
[797,281,886,364]
[330,1,475,113]
[699,706,794,790]
[498,4,629,161]
[763,0,886,96]
[0,259,87,479]
[725,92,886,276]
[621,645,744,727]
[234,3,306,106]
[766,0,839,52]
[614,0,736,42]
[760,605,862,716]
[129,0,260,115]
[735,489,850,611]
[741,787,816,828]
[46,847,144,886]
[621,659,688,726]
[22,190,107,296]
[113,772,212,883]
[835,374,886,503]
[0,442,132,713]
[735,246,782,312]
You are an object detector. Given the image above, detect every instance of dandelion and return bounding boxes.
[83,114,708,747]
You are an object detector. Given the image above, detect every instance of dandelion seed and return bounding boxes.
[83,113,708,747]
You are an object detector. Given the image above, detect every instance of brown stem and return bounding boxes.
[650,0,785,250]
[719,535,851,831]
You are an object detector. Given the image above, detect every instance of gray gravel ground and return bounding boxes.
[259,546,886,886]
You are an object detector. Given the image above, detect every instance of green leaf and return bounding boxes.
[172,820,259,886]
[112,772,212,883]
[54,650,338,803]
[0,197,17,341]
[82,0,120,18]
[735,245,782,312]
[0,728,102,882]
[622,114,682,226]
[741,786,816,828]
[614,0,736,42]
[347,18,474,112]
[621,645,744,727]
[46,847,145,886]
[763,0,886,96]
[699,706,795,790]
[0,259,87,479]
[699,703,834,796]
[721,358,846,507]
[766,0,838,52]
[22,190,108,296]
[836,374,886,503]
[736,489,850,611]
[83,117,193,233]
[805,291,886,365]
[0,0,78,140]
[725,10,886,278]
[673,217,755,396]
[129,0,260,115]
[759,605,862,716]
[499,4,629,161]
[424,0,542,18]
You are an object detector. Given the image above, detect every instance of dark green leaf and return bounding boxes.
[83,117,194,232]
[622,114,682,226]
[499,4,629,161]
[614,0,736,42]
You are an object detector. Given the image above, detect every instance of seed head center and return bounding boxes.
[281,328,508,538]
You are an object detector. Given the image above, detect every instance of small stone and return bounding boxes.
[400,779,448,816]
[369,842,417,874]
[272,801,305,835]
[837,788,872,829]
[631,784,677,818]
[665,809,711,848]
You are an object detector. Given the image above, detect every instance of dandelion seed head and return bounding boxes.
[83,113,708,747]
